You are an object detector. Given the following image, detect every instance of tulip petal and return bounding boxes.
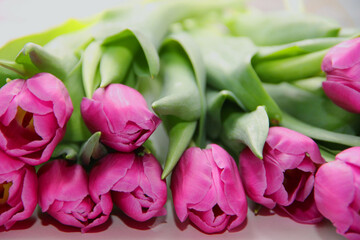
[323,80,360,113]
[211,144,247,221]
[38,160,89,212]
[315,161,354,233]
[5,166,37,227]
[0,79,24,117]
[267,127,324,164]
[171,147,212,221]
[89,152,134,201]
[239,147,276,209]
[276,191,323,224]
[188,208,230,233]
[322,38,360,70]
[26,73,73,127]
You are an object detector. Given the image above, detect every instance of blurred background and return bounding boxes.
[0,0,359,46]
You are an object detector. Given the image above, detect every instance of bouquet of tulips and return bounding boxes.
[0,0,359,239]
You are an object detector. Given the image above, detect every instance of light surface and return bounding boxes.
[0,0,355,239]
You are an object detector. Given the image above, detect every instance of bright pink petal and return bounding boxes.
[171,147,213,222]
[323,80,360,113]
[188,208,230,233]
[38,160,89,212]
[267,127,324,164]
[239,147,276,209]
[26,73,73,127]
[322,38,360,71]
[315,161,355,233]
[276,191,323,224]
[210,144,247,224]
[89,152,134,201]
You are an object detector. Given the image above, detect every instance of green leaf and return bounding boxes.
[227,11,340,46]
[101,29,160,79]
[79,132,107,165]
[91,0,241,83]
[82,41,102,98]
[0,19,90,61]
[253,37,347,62]
[161,119,197,179]
[164,33,207,147]
[15,43,69,79]
[51,143,80,160]
[264,82,360,134]
[222,106,269,159]
[0,60,30,85]
[206,89,245,139]
[281,112,360,147]
[153,34,207,178]
[193,34,282,124]
[62,60,91,142]
[153,38,202,122]
[100,36,139,87]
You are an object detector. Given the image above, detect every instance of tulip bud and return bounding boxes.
[81,84,161,152]
[239,127,325,224]
[0,73,73,165]
[315,147,360,240]
[0,150,37,230]
[89,152,167,222]
[171,144,247,233]
[37,159,112,232]
[322,37,360,113]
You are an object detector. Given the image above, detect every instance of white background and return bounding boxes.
[0,0,358,239]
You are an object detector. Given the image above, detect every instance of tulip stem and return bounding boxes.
[281,112,360,147]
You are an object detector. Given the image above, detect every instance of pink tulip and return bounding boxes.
[37,159,112,232]
[171,144,247,233]
[81,84,161,152]
[315,147,360,240]
[322,37,360,113]
[239,127,325,224]
[0,150,37,229]
[89,152,167,222]
[0,73,73,165]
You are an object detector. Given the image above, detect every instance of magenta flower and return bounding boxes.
[89,152,167,222]
[322,37,360,113]
[315,147,360,240]
[0,73,73,165]
[239,127,325,224]
[0,150,37,229]
[171,144,247,233]
[37,159,113,232]
[81,84,161,152]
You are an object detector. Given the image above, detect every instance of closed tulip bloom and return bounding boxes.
[0,150,37,229]
[171,144,247,233]
[322,37,360,113]
[0,73,73,165]
[239,127,325,224]
[315,147,360,240]
[37,159,112,232]
[81,84,161,152]
[89,152,167,222]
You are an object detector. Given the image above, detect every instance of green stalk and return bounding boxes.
[281,112,360,147]
[254,49,327,83]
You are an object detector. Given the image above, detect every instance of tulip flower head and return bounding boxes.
[81,84,161,152]
[315,147,360,240]
[322,37,360,113]
[239,127,325,224]
[0,73,73,165]
[171,144,248,233]
[0,150,37,229]
[89,152,167,222]
[37,159,113,232]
